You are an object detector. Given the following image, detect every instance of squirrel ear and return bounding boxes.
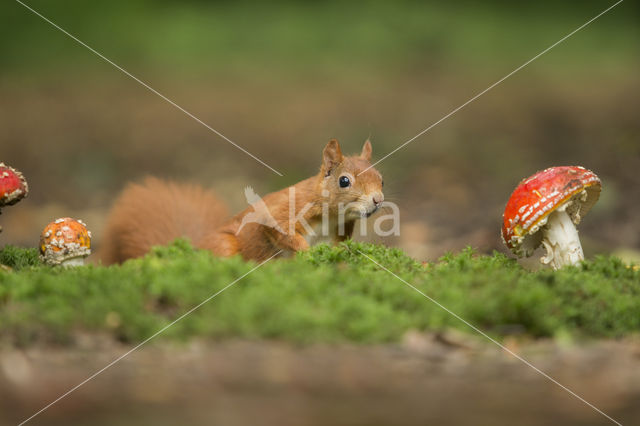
[322,139,343,175]
[361,139,372,161]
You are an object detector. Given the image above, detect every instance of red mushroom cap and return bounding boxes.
[0,163,28,207]
[39,217,92,266]
[501,166,601,257]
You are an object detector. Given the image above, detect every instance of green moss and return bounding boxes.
[0,240,638,346]
[0,245,42,270]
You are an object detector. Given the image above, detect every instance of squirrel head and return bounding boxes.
[320,139,384,220]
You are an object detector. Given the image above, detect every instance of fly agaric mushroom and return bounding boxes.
[0,163,29,233]
[501,166,601,270]
[40,217,92,266]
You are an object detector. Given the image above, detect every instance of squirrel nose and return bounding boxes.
[373,194,384,206]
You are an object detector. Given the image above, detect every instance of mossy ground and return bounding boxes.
[0,240,638,347]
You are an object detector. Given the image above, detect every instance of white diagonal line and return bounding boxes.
[360,0,623,175]
[357,250,622,426]
[19,250,282,425]
[15,0,284,177]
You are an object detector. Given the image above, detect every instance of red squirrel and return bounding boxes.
[99,139,384,263]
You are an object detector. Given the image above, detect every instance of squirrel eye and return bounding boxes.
[339,176,351,188]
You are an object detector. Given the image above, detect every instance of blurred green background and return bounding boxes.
[0,0,638,262]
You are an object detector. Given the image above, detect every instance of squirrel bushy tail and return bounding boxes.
[98,177,229,264]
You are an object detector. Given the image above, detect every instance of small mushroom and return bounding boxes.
[40,217,92,266]
[0,163,29,233]
[501,166,601,270]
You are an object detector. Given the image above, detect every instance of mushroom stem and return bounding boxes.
[540,207,584,269]
[61,257,85,268]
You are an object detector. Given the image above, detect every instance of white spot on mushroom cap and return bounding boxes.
[0,188,26,205]
[40,241,91,266]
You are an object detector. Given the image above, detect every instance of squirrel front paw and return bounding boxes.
[276,233,309,252]
[289,233,310,252]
